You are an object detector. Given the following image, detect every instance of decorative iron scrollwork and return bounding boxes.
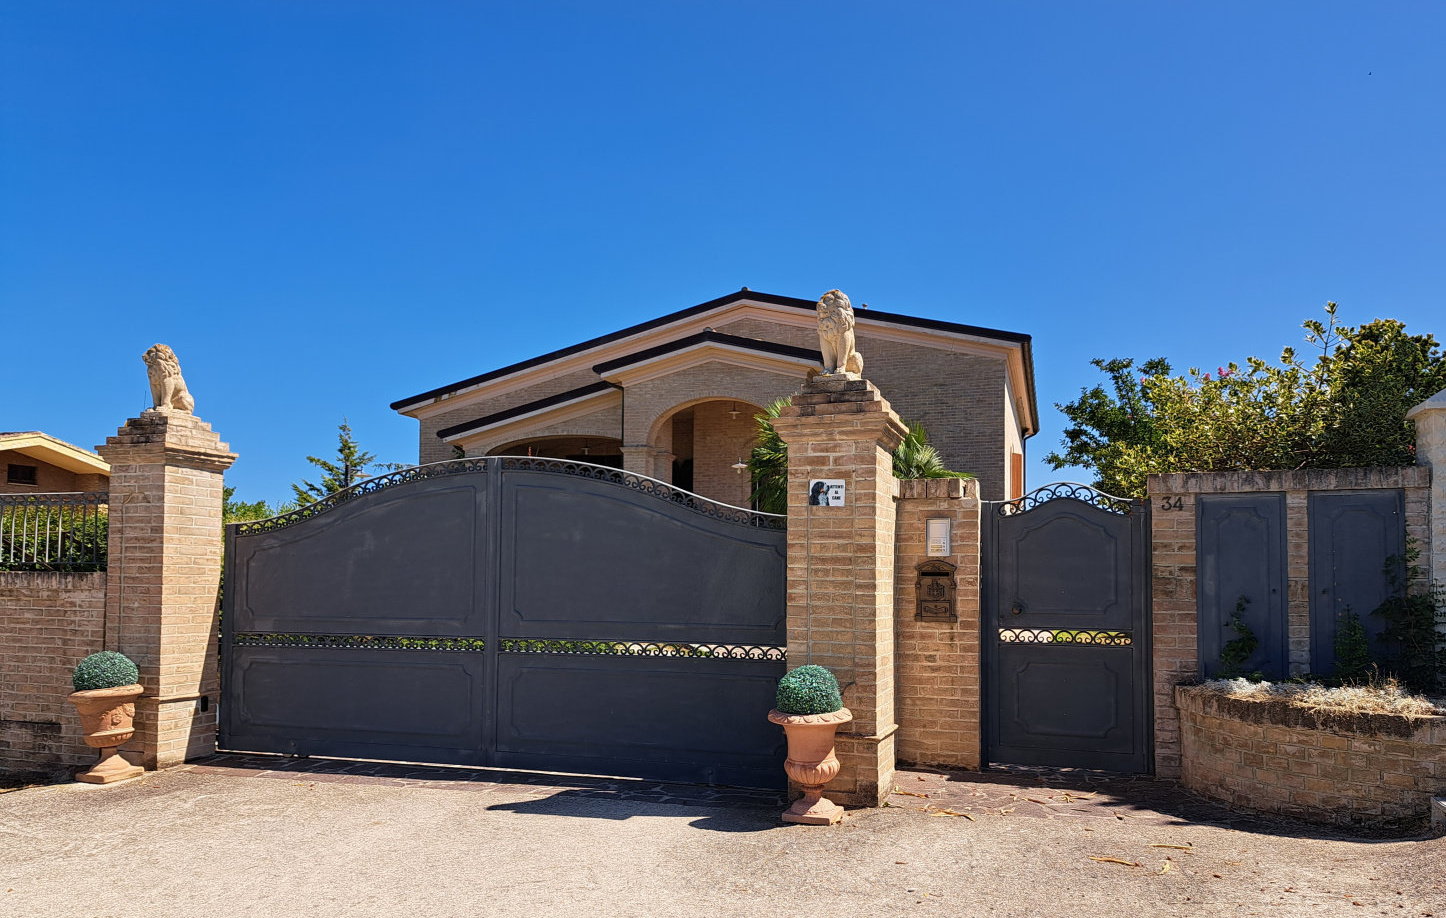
[499,637,786,661]
[230,456,784,535]
[233,632,487,652]
[998,628,1132,646]
[996,482,1136,517]
[497,457,785,529]
[231,458,493,535]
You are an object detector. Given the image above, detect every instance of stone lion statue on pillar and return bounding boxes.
[143,344,196,414]
[816,289,864,377]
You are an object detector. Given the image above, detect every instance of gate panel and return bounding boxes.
[494,653,784,787]
[499,471,785,641]
[222,462,495,764]
[1197,494,1288,679]
[493,461,787,785]
[222,457,786,787]
[226,650,490,763]
[1308,490,1405,674]
[984,484,1150,773]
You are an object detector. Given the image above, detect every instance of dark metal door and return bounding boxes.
[983,484,1151,773]
[1196,494,1288,679]
[1308,490,1405,675]
[221,457,787,788]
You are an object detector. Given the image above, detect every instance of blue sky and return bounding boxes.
[3,2,1443,503]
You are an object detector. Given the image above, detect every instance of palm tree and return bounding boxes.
[747,401,973,515]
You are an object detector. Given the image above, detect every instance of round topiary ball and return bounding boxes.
[776,664,843,715]
[72,651,140,692]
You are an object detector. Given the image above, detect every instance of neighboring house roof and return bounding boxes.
[0,431,111,476]
[391,289,1037,433]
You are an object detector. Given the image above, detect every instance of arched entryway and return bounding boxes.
[650,398,762,508]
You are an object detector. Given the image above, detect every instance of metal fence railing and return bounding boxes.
[0,492,109,572]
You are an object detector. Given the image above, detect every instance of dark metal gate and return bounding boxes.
[982,484,1151,773]
[220,457,787,788]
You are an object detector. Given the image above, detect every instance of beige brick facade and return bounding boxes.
[398,293,1034,506]
[773,377,907,807]
[893,478,982,769]
[0,572,107,776]
[98,411,235,770]
[1148,467,1432,778]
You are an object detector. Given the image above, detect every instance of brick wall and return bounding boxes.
[0,572,107,777]
[689,400,756,508]
[893,479,982,769]
[1149,467,1432,778]
[1177,685,1446,829]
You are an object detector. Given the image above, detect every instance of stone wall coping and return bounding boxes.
[1174,683,1443,742]
[897,478,978,500]
[0,570,108,587]
[1149,466,1429,493]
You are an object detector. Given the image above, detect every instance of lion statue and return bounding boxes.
[143,344,196,414]
[816,289,864,376]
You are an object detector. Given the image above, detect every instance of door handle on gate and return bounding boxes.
[1010,602,1024,616]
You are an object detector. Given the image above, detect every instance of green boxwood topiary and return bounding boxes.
[776,664,843,715]
[72,651,140,692]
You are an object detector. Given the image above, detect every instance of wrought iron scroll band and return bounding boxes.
[233,632,487,652]
[230,456,784,535]
[998,628,1133,646]
[499,637,787,661]
[496,457,785,529]
[996,482,1137,517]
[231,458,493,535]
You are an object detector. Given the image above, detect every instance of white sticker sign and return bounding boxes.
[808,479,846,507]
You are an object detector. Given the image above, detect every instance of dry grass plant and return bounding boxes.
[1204,675,1444,718]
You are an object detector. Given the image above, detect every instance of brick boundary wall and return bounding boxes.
[0,572,107,777]
[893,478,982,769]
[1177,685,1446,830]
[1148,467,1432,778]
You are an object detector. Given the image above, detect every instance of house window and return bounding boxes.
[6,464,38,485]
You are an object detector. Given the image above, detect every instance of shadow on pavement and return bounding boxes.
[485,792,782,832]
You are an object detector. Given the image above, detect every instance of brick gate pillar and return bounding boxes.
[1407,388,1446,587]
[98,409,236,770]
[772,376,906,807]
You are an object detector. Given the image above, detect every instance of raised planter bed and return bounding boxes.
[1176,683,1446,831]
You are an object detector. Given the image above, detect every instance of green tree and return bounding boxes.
[1048,304,1446,497]
[746,399,973,515]
[222,487,293,524]
[291,420,381,505]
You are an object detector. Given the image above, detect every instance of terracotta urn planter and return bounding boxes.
[67,684,145,784]
[767,706,853,825]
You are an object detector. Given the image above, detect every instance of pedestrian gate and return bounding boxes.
[982,484,1151,773]
[220,457,787,788]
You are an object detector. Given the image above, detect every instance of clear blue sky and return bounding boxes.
[3,2,1443,503]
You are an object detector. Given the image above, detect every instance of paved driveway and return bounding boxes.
[1,755,1442,918]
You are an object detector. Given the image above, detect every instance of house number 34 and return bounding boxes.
[1158,496,1185,511]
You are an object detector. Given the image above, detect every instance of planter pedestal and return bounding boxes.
[768,707,853,825]
[67,685,145,785]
